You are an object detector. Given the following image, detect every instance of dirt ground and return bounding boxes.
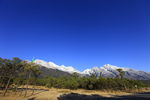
[0,88,150,100]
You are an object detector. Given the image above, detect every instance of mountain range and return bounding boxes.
[34,59,150,80]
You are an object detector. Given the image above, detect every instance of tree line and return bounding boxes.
[36,74,145,90]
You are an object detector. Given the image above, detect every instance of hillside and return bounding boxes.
[39,66,72,77]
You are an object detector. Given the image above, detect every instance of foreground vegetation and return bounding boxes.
[0,57,150,97]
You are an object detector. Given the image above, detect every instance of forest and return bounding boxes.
[0,57,150,97]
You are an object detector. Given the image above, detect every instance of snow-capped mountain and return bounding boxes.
[34,59,81,74]
[83,64,150,80]
[34,59,150,80]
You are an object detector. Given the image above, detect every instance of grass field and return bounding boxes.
[0,87,150,100]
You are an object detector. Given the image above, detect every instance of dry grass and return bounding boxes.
[0,87,150,100]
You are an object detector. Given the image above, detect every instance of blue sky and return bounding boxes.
[0,0,150,72]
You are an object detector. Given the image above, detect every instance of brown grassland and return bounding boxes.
[0,86,150,100]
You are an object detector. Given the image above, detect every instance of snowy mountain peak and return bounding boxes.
[103,64,120,69]
[34,59,81,74]
[83,64,150,80]
[33,59,150,80]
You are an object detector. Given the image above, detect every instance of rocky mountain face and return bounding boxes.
[34,59,150,80]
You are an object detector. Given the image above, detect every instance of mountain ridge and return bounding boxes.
[34,59,150,80]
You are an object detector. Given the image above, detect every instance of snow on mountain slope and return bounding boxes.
[83,64,150,80]
[34,59,150,80]
[34,59,81,74]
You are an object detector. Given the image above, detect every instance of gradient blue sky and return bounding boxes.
[0,0,150,72]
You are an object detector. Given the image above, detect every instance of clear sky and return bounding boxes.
[0,0,150,72]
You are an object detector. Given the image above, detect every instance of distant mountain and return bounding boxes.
[34,59,79,77]
[83,64,150,80]
[34,59,150,80]
[34,59,81,74]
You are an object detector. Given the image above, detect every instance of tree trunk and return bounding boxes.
[19,84,24,96]
[31,84,35,95]
[24,72,31,97]
[0,76,2,84]
[3,78,11,96]
[31,78,37,95]
[0,76,5,90]
[14,81,20,95]
[24,84,28,97]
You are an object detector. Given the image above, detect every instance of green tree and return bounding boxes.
[117,68,125,79]
[22,61,40,96]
